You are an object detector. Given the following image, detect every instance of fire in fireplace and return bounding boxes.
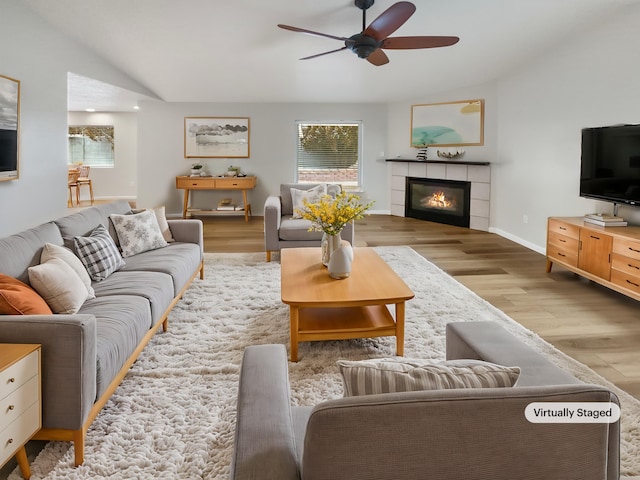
[405,177,471,228]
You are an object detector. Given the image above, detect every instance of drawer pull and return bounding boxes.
[557,252,566,257]
[590,235,600,240]
[626,279,640,288]
[559,226,567,230]
[629,247,640,253]
[559,239,566,243]
[7,438,13,444]
[8,377,15,383]
[629,264,640,270]
[8,405,14,410]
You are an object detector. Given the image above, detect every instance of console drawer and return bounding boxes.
[548,219,580,240]
[0,402,40,466]
[613,237,640,262]
[0,350,38,399]
[548,231,579,252]
[546,243,578,267]
[611,268,640,295]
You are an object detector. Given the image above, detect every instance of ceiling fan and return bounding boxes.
[277,0,459,66]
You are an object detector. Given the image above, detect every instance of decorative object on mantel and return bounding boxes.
[411,99,484,147]
[437,148,465,159]
[416,147,428,160]
[296,191,373,271]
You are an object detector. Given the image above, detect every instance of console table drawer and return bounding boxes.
[611,269,640,294]
[546,244,578,267]
[548,231,579,252]
[175,177,217,189]
[0,376,38,431]
[613,237,640,262]
[548,219,580,239]
[214,177,256,189]
[0,402,40,466]
[0,350,38,399]
[612,253,640,277]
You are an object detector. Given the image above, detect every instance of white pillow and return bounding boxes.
[291,184,327,219]
[110,210,168,258]
[28,257,90,314]
[152,206,175,243]
[337,358,521,397]
[41,243,95,299]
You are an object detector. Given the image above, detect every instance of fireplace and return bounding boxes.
[405,177,471,228]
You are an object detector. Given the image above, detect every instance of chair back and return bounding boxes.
[68,170,80,184]
[78,165,90,178]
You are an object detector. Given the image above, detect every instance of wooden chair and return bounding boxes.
[76,165,94,205]
[68,170,81,207]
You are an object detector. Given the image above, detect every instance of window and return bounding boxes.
[295,121,362,188]
[68,125,114,167]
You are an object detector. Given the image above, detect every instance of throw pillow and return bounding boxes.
[28,258,89,314]
[110,210,168,258]
[152,206,175,243]
[41,243,95,299]
[337,358,521,397]
[0,273,53,315]
[291,184,327,219]
[74,224,125,281]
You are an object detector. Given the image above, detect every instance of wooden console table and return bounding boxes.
[175,176,257,221]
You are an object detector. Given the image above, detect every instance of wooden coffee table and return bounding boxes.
[281,247,414,361]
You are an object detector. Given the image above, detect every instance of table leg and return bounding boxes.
[290,306,299,362]
[182,189,190,219]
[242,190,249,222]
[395,302,405,357]
[15,446,31,480]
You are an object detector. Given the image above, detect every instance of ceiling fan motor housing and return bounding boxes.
[354,0,375,11]
[346,34,382,58]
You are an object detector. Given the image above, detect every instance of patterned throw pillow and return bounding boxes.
[291,184,327,219]
[337,358,521,397]
[74,224,125,281]
[110,210,168,258]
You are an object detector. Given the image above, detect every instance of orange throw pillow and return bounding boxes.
[0,273,53,315]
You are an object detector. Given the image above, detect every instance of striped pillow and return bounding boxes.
[337,358,521,397]
[74,224,125,281]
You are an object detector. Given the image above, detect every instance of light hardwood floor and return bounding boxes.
[202,214,640,400]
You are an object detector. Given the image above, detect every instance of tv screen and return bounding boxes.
[0,128,18,179]
[580,124,640,206]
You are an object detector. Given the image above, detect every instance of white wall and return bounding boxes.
[136,101,388,215]
[0,0,157,237]
[68,112,138,201]
[494,3,640,252]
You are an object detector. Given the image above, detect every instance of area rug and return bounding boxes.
[10,247,640,479]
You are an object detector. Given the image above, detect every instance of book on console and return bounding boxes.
[585,213,625,221]
[583,217,627,227]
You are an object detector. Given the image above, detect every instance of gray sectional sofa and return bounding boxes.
[231,322,620,480]
[0,200,204,466]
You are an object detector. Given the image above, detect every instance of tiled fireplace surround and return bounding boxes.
[389,160,491,231]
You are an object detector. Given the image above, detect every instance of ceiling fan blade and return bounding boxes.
[382,36,460,49]
[300,47,348,61]
[363,1,416,41]
[277,24,348,42]
[367,48,389,66]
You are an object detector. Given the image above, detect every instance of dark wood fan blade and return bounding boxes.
[382,36,460,49]
[277,24,347,42]
[367,48,390,66]
[363,1,416,41]
[300,47,348,61]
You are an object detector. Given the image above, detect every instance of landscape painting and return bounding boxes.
[184,117,250,158]
[411,100,484,147]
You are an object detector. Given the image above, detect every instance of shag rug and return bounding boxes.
[10,247,640,479]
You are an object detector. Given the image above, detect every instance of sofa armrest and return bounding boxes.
[168,219,203,252]
[264,195,282,253]
[230,344,299,480]
[0,314,97,431]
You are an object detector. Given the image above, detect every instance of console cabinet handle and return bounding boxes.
[629,247,640,253]
[626,279,640,288]
[629,264,640,270]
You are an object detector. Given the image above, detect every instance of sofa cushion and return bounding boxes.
[110,210,168,258]
[41,243,95,299]
[28,258,89,314]
[0,273,53,315]
[78,294,152,399]
[92,271,174,327]
[74,225,125,282]
[55,200,132,249]
[118,242,202,295]
[278,217,324,242]
[337,358,521,396]
[291,184,327,219]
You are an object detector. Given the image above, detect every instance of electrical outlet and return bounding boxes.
[523,214,529,224]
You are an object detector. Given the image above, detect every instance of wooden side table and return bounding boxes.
[0,344,41,480]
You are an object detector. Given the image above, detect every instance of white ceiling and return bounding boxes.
[23,0,640,111]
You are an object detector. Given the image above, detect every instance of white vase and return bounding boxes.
[321,232,342,267]
[328,240,352,279]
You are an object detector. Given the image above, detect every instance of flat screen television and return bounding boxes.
[580,124,640,206]
[0,128,18,179]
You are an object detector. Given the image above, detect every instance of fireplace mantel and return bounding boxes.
[386,158,490,166]
[389,159,491,231]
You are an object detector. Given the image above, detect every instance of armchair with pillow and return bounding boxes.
[264,183,354,261]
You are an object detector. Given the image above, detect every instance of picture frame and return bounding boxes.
[0,74,20,181]
[411,99,484,148]
[184,117,250,158]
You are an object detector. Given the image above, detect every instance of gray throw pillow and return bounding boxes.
[337,358,521,397]
[74,224,125,281]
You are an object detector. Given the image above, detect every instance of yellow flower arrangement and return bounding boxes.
[296,191,374,236]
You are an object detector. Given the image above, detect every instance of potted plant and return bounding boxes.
[191,162,203,176]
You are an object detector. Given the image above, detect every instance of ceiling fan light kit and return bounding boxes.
[277,0,459,66]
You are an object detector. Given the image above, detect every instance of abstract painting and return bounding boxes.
[184,117,250,158]
[411,100,484,147]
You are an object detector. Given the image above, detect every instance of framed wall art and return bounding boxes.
[184,117,250,158]
[411,99,484,148]
[0,74,20,181]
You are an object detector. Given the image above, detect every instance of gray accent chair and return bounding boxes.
[264,183,354,262]
[231,322,619,480]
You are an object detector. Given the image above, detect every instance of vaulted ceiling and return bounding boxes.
[23,0,640,111]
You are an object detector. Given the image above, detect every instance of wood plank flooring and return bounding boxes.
[202,214,640,400]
